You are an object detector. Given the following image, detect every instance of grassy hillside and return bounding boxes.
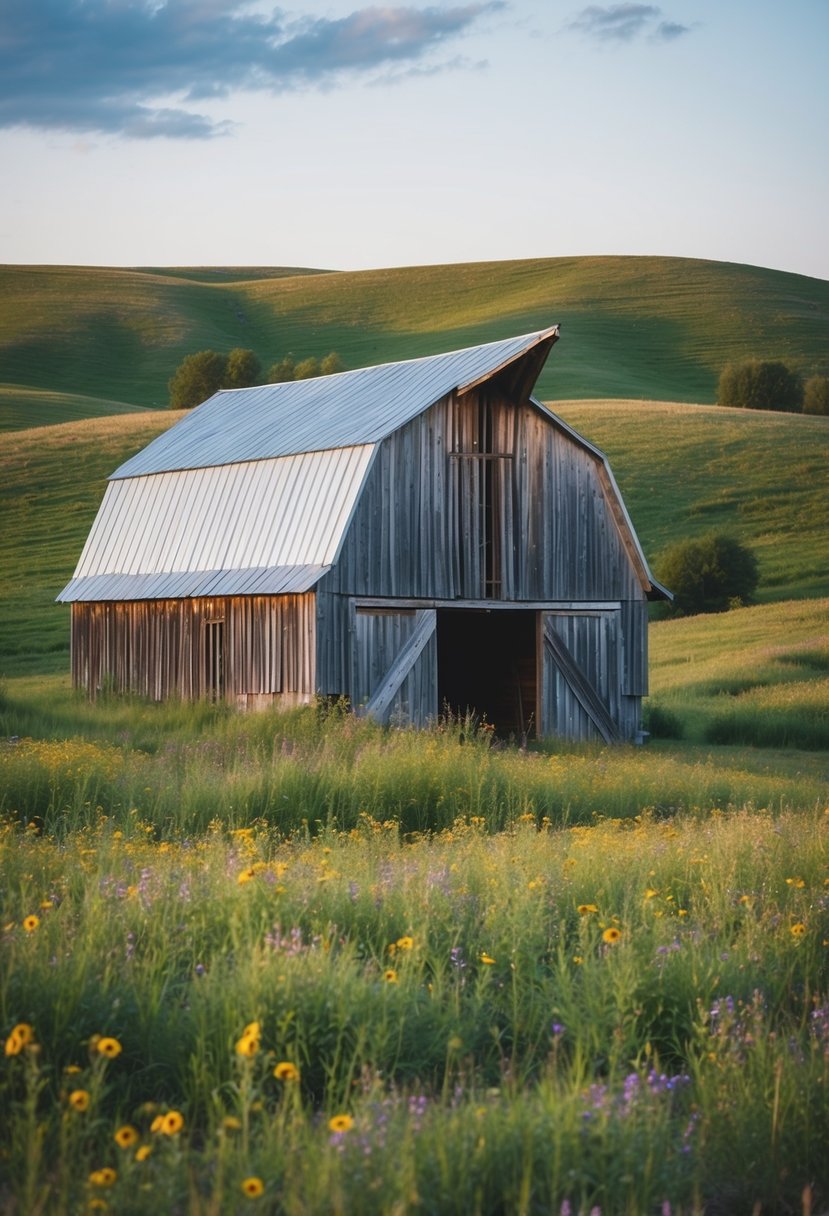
[0,386,148,433]
[649,597,829,748]
[0,412,177,676]
[1,257,827,425]
[1,399,827,679]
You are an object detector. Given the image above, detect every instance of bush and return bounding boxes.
[717,359,803,412]
[293,356,320,380]
[320,351,345,376]
[168,350,228,410]
[266,353,345,384]
[267,356,296,383]
[803,375,829,416]
[225,347,262,389]
[655,532,759,617]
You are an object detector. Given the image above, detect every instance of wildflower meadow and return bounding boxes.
[1,680,828,1216]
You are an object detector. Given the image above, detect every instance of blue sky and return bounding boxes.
[1,0,827,279]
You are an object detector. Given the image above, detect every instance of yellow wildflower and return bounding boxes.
[790,922,807,938]
[328,1114,354,1133]
[114,1125,139,1149]
[69,1090,91,1112]
[241,1177,265,1199]
[88,1168,117,1187]
[602,927,622,944]
[23,914,40,933]
[273,1061,300,1082]
[135,1145,153,1162]
[480,953,496,965]
[396,935,414,950]
[577,904,598,915]
[5,1023,34,1056]
[96,1037,122,1059]
[160,1110,185,1136]
[384,968,398,984]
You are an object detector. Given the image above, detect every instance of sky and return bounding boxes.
[1,0,827,279]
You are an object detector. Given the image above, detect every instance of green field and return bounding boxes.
[1,258,828,1214]
[2,256,828,424]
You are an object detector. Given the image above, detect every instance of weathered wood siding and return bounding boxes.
[316,386,649,741]
[351,607,437,725]
[541,611,639,743]
[71,595,315,703]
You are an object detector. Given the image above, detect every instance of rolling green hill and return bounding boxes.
[2,399,827,679]
[1,257,827,427]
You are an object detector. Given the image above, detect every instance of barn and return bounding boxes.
[57,327,669,742]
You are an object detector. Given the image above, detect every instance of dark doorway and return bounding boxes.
[437,609,537,738]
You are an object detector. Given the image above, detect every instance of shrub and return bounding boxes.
[655,532,759,617]
[267,356,296,383]
[168,350,227,410]
[224,347,262,389]
[717,360,803,412]
[803,374,829,416]
[293,356,320,380]
[320,352,345,376]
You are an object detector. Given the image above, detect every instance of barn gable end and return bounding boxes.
[58,327,667,740]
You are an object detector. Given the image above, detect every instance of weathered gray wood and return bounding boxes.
[542,616,621,744]
[71,594,316,704]
[363,610,436,723]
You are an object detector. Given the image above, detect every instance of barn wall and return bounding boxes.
[316,387,649,728]
[71,594,316,704]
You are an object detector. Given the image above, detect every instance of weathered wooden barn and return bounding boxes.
[58,327,669,741]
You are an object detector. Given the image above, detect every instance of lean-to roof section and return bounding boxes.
[112,328,560,478]
[57,446,373,602]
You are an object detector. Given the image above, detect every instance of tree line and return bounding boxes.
[168,348,346,410]
[718,359,829,414]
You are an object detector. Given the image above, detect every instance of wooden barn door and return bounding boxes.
[541,611,622,743]
[351,606,437,726]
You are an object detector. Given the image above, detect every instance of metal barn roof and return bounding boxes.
[57,447,373,602]
[58,325,666,605]
[112,327,560,479]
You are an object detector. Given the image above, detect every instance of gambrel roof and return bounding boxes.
[58,327,668,604]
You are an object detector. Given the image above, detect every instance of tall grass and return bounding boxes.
[1,698,826,840]
[2,804,827,1214]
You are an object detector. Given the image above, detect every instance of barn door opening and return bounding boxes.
[204,619,224,701]
[437,609,536,739]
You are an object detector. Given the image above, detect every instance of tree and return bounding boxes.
[168,350,227,410]
[717,359,803,412]
[293,356,320,380]
[225,348,262,389]
[267,356,296,383]
[320,351,345,376]
[655,532,759,617]
[803,374,829,416]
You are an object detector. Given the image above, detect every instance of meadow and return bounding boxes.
[2,594,828,1215]
[2,259,829,1212]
